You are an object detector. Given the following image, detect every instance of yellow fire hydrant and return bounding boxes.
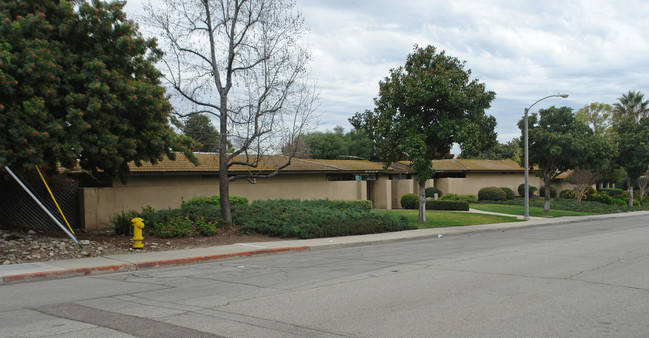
[131,217,145,249]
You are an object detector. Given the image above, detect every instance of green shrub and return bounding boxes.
[234,199,414,239]
[500,187,515,200]
[139,203,227,238]
[343,200,373,210]
[458,194,478,203]
[583,186,596,200]
[559,190,575,199]
[439,193,460,201]
[110,210,140,236]
[478,187,507,201]
[400,193,419,209]
[539,185,558,198]
[599,188,623,197]
[425,187,444,198]
[586,192,612,205]
[611,198,626,207]
[425,200,469,211]
[157,215,196,237]
[182,195,249,209]
[518,183,537,197]
[616,191,640,206]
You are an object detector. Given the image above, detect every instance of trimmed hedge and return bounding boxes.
[425,187,444,198]
[400,193,419,209]
[499,187,515,200]
[235,199,414,239]
[599,188,623,197]
[478,187,507,201]
[425,200,469,211]
[518,183,537,197]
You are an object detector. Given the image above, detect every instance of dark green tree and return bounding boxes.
[612,115,649,206]
[181,114,222,153]
[304,127,347,159]
[519,106,607,213]
[0,0,194,182]
[460,139,521,162]
[368,45,496,221]
[349,109,380,161]
[302,126,374,160]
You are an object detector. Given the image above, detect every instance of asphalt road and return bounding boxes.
[1,215,648,337]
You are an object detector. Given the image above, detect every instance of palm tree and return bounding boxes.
[612,90,649,122]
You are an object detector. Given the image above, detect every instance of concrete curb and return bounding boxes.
[2,263,137,284]
[2,211,647,285]
[1,247,310,285]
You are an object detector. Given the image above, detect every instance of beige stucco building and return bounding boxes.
[79,154,566,231]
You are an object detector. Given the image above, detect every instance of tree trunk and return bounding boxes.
[543,175,552,214]
[219,95,232,224]
[628,176,634,207]
[418,181,426,222]
[219,157,232,223]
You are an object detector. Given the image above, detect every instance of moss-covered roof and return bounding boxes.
[128,153,394,175]
[127,154,525,175]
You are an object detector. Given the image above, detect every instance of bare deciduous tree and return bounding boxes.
[638,171,649,204]
[145,0,318,222]
[569,168,600,205]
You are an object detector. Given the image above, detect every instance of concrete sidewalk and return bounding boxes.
[2,210,648,285]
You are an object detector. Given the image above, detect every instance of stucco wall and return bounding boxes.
[436,172,545,196]
[79,170,580,231]
[81,174,369,231]
[371,176,392,210]
[390,178,415,208]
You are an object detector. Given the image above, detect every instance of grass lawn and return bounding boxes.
[470,203,597,217]
[373,209,523,229]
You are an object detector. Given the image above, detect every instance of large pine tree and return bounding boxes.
[0,0,194,182]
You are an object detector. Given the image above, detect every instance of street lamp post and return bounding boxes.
[524,94,569,220]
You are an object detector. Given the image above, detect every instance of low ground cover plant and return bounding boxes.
[425,199,469,211]
[459,194,479,203]
[477,196,649,214]
[111,195,242,238]
[235,199,413,239]
[439,193,459,201]
[112,197,404,239]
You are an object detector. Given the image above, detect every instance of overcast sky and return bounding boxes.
[124,0,648,144]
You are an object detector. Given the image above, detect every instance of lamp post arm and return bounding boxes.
[523,93,568,221]
[525,94,569,112]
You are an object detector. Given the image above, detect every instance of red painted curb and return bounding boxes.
[2,246,310,285]
[134,246,311,269]
[2,263,136,284]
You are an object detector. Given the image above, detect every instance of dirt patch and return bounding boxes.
[1,228,284,265]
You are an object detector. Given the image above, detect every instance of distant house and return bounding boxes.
[78,154,566,230]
